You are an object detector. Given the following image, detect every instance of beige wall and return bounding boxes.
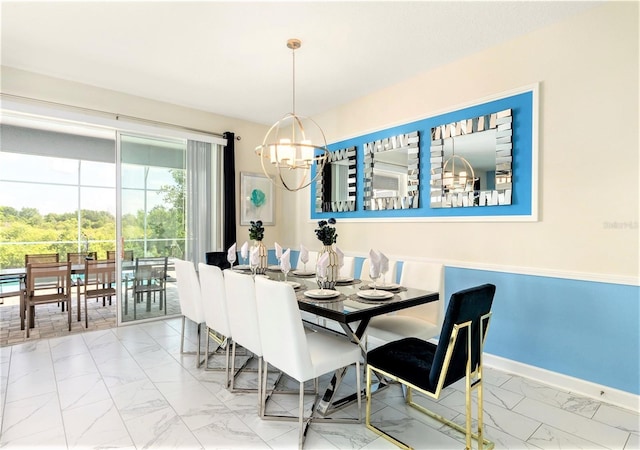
[299,2,639,281]
[2,2,637,281]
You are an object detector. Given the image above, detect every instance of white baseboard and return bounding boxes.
[484,353,640,412]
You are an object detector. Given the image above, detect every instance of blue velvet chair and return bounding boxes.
[365,283,496,450]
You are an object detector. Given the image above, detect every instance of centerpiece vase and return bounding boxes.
[317,244,339,289]
[255,240,268,275]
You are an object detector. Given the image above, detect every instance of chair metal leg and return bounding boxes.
[298,381,306,449]
[365,365,413,450]
[196,323,202,368]
[180,316,186,354]
[25,302,30,338]
[179,317,205,367]
[367,363,495,450]
[228,341,261,393]
[203,328,232,379]
[67,298,71,331]
[355,361,362,421]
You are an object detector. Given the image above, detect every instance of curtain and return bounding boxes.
[223,132,236,251]
[185,140,213,267]
[185,134,234,266]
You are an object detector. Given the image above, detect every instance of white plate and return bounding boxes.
[234,264,251,270]
[285,281,301,289]
[304,289,340,299]
[267,265,281,271]
[337,277,354,283]
[367,283,400,291]
[357,290,394,300]
[293,270,315,277]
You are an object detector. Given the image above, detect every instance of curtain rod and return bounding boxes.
[1,93,225,138]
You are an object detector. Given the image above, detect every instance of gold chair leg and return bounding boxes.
[365,366,412,449]
[405,381,495,450]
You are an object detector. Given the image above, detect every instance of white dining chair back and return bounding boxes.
[175,259,206,367]
[175,260,205,322]
[198,263,231,338]
[339,255,355,279]
[359,257,398,284]
[366,261,444,347]
[398,261,444,325]
[255,277,313,380]
[223,269,261,357]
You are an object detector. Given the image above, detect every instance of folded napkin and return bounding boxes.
[378,251,389,274]
[317,252,330,278]
[299,244,309,264]
[240,241,249,259]
[335,246,345,268]
[280,248,291,273]
[250,245,260,267]
[274,242,283,260]
[227,243,237,262]
[368,249,381,279]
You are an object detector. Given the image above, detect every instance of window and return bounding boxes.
[0,125,117,268]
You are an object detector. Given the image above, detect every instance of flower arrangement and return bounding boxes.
[249,220,264,241]
[315,218,338,246]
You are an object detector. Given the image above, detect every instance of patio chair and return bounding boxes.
[25,261,72,337]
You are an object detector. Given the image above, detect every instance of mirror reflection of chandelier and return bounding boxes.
[255,38,329,192]
[442,137,475,193]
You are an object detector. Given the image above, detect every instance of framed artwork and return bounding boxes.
[240,172,275,225]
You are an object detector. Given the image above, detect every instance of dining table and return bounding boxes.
[235,264,440,417]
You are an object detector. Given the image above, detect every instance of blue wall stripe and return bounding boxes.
[445,268,639,395]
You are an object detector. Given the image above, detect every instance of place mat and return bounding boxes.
[360,284,406,292]
[351,291,397,304]
[292,270,316,277]
[335,277,362,286]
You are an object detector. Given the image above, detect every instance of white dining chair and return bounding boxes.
[366,261,444,348]
[339,255,355,279]
[174,259,207,367]
[223,269,263,397]
[254,276,362,448]
[198,263,233,379]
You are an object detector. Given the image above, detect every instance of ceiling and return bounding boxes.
[1,1,600,126]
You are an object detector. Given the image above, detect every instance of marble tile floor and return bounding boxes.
[0,317,638,450]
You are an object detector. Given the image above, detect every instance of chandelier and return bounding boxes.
[442,137,475,193]
[255,38,329,192]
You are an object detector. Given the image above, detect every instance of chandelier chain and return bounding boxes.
[292,45,296,115]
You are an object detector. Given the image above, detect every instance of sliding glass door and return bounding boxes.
[118,133,187,323]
